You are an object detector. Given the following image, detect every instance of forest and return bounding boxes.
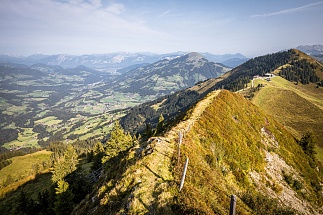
[217,49,295,91]
[279,59,320,84]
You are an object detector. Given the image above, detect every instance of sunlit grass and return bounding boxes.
[252,76,323,146]
[2,104,27,115]
[0,150,52,197]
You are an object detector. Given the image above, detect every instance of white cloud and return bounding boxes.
[105,2,125,14]
[251,1,323,18]
[158,9,181,18]
[0,0,169,54]
[160,9,172,17]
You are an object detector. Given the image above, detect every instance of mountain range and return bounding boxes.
[297,44,323,62]
[121,49,323,146]
[297,44,323,55]
[109,52,230,96]
[0,52,229,148]
[0,52,247,72]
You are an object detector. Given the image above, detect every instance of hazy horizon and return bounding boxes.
[1,0,323,57]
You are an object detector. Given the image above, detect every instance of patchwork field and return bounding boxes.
[0,65,147,148]
[2,128,38,149]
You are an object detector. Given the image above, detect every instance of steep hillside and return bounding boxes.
[175,90,322,214]
[111,52,229,96]
[215,48,323,147]
[74,90,323,215]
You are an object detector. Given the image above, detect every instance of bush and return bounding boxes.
[241,192,296,214]
[293,180,303,191]
[205,154,216,168]
[283,171,303,191]
[298,131,316,163]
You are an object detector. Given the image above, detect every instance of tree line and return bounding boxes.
[279,59,320,85]
[217,49,295,91]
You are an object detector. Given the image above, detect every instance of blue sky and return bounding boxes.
[0,0,322,57]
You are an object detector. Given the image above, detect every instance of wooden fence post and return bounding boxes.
[229,195,236,215]
[178,131,183,165]
[179,158,189,192]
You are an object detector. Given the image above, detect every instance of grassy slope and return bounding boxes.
[74,90,322,214]
[251,76,323,148]
[176,90,322,214]
[0,150,52,197]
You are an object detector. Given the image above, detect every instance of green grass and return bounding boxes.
[0,160,98,213]
[0,172,52,212]
[0,98,9,111]
[0,150,52,185]
[34,116,62,126]
[63,113,117,142]
[2,104,28,115]
[0,150,52,198]
[32,90,52,97]
[251,76,323,146]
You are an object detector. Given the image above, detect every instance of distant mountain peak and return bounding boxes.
[186,52,204,61]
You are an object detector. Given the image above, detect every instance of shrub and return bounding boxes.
[241,192,296,214]
[282,171,303,191]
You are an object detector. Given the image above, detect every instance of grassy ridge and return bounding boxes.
[72,90,322,214]
[175,90,322,214]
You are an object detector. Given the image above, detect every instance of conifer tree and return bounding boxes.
[52,145,78,183]
[54,179,74,215]
[16,190,31,214]
[102,122,133,164]
[299,130,317,161]
[91,141,105,171]
[93,141,104,155]
[145,123,154,138]
[157,114,165,134]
